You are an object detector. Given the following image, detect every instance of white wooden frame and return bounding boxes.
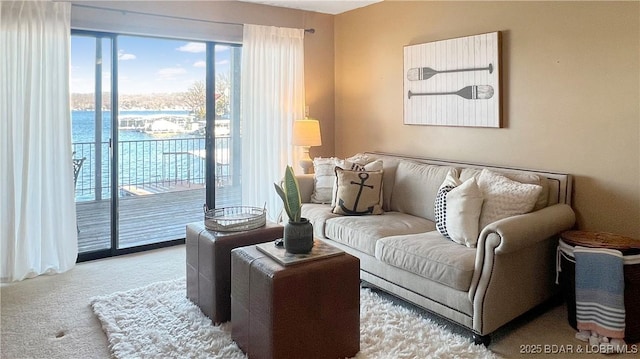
[403,32,502,127]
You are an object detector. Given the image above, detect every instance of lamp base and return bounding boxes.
[298,146,313,174]
[299,158,313,174]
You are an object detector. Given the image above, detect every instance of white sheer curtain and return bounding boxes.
[240,24,306,221]
[0,1,78,282]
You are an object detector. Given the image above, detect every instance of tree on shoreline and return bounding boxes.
[183,75,231,120]
[70,74,232,116]
[214,73,230,119]
[183,81,206,120]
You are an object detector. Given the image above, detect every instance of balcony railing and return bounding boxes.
[72,136,232,201]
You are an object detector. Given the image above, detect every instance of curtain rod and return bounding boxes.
[72,4,315,33]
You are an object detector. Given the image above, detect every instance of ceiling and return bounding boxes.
[238,1,382,15]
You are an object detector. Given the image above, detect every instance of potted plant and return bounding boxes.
[274,165,314,254]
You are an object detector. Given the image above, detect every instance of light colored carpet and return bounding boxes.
[90,278,496,359]
[0,244,619,358]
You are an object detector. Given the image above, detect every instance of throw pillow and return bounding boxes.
[434,172,462,238]
[460,168,548,211]
[310,157,338,204]
[310,155,383,205]
[445,177,484,247]
[344,152,373,165]
[502,172,548,211]
[331,159,384,207]
[332,168,384,215]
[477,169,543,230]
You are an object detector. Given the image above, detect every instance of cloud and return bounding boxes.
[177,42,206,53]
[215,59,229,66]
[215,46,229,52]
[157,67,187,80]
[193,60,206,68]
[117,50,136,60]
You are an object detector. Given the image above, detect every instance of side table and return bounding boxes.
[558,230,640,343]
[186,221,283,323]
[231,244,360,359]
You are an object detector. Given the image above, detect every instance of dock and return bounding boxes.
[76,185,240,253]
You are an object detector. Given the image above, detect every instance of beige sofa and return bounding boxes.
[298,152,576,344]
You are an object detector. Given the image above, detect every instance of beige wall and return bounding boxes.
[335,1,640,238]
[302,12,335,160]
[71,0,335,158]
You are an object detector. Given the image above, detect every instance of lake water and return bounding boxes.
[72,110,206,201]
[72,110,201,143]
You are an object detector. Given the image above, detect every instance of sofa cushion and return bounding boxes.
[333,168,384,215]
[380,159,400,211]
[375,231,477,291]
[477,169,543,230]
[301,203,340,239]
[325,212,435,256]
[390,161,457,221]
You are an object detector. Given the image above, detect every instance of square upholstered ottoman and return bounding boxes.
[186,221,283,323]
[231,244,360,359]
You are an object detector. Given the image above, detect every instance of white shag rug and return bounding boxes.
[90,278,497,359]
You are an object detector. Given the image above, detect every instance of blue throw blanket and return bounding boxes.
[575,246,625,339]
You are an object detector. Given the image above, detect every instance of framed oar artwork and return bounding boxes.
[404,32,502,127]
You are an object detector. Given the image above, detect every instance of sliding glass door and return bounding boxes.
[71,31,242,260]
[71,33,113,254]
[115,35,208,250]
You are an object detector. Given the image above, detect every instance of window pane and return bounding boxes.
[213,44,242,208]
[71,34,113,253]
[116,35,207,249]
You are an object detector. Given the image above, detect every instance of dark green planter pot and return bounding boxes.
[284,218,314,254]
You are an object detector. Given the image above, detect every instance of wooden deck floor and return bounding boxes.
[76,185,240,253]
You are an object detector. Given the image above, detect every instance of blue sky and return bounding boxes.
[71,35,232,94]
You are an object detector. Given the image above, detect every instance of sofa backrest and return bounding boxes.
[389,160,456,221]
[366,152,573,219]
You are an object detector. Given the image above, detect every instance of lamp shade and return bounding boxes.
[292,119,322,147]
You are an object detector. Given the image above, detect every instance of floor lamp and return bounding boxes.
[293,118,322,174]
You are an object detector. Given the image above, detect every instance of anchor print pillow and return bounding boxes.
[332,167,384,215]
[331,159,384,207]
[311,156,383,204]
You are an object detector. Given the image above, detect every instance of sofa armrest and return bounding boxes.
[468,204,575,334]
[296,174,315,203]
[479,204,576,254]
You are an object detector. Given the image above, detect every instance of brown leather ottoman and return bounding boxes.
[231,245,360,359]
[186,221,283,324]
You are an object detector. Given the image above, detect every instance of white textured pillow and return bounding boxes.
[310,157,338,204]
[343,152,374,165]
[477,169,543,229]
[460,168,548,211]
[445,178,484,247]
